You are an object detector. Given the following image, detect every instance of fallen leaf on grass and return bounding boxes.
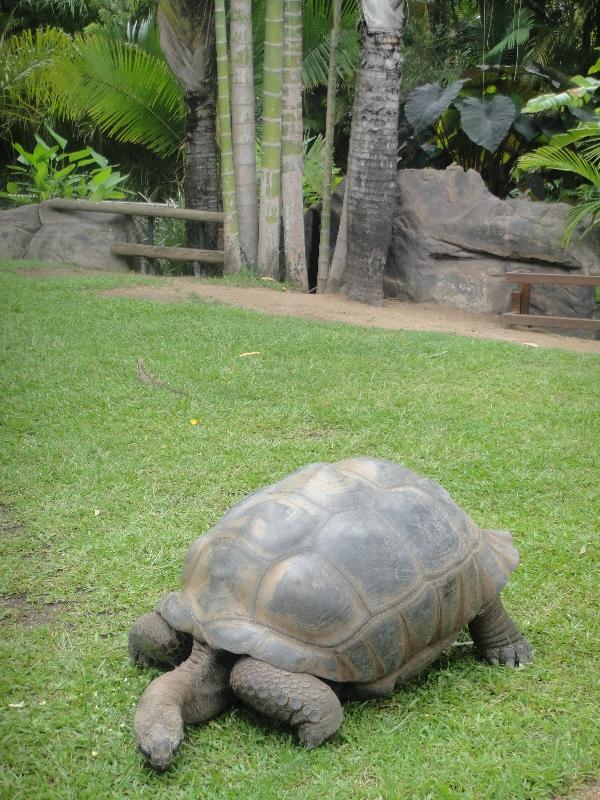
[239,352,260,357]
[260,277,276,282]
[94,510,100,517]
[579,545,587,555]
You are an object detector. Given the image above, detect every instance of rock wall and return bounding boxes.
[385,166,600,320]
[0,202,131,271]
[305,166,600,329]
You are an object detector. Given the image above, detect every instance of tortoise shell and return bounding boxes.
[159,458,519,683]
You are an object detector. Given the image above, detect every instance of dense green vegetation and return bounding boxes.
[3,0,599,202]
[1,262,599,799]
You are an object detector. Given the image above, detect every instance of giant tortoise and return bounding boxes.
[129,457,532,770]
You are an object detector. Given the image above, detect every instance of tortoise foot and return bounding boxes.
[469,597,533,668]
[481,637,533,668]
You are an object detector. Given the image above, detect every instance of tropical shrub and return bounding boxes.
[516,59,600,243]
[403,68,547,196]
[2,126,128,204]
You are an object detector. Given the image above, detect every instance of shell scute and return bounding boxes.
[256,553,369,647]
[294,463,379,513]
[314,509,420,613]
[375,487,472,573]
[337,456,420,489]
[219,494,320,558]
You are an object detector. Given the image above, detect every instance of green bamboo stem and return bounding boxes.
[215,0,242,273]
[257,0,284,279]
[281,0,308,289]
[316,0,341,293]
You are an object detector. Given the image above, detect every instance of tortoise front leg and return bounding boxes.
[469,597,533,667]
[230,657,343,749]
[129,611,192,668]
[134,641,234,770]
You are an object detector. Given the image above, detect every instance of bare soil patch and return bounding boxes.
[0,593,72,627]
[557,783,600,800]
[104,277,600,355]
[0,506,23,537]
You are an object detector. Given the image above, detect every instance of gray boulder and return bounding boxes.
[385,166,600,321]
[24,203,130,271]
[0,205,41,258]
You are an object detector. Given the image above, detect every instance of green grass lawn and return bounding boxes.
[1,261,599,800]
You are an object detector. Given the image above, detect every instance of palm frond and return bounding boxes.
[302,0,360,90]
[0,26,70,133]
[48,33,184,156]
[522,76,600,113]
[485,8,534,62]
[518,146,600,188]
[565,196,600,242]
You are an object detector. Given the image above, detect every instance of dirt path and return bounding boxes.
[103,276,600,355]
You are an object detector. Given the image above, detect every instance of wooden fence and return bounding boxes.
[45,198,226,272]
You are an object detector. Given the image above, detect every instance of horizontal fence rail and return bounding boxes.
[44,198,226,272]
[45,198,226,223]
[110,242,225,264]
[505,271,600,287]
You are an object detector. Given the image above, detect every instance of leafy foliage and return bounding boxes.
[457,95,517,152]
[522,76,600,114]
[404,80,466,134]
[484,7,535,63]
[301,134,342,207]
[47,31,184,157]
[2,126,128,203]
[516,58,600,243]
[0,26,71,135]
[301,0,359,91]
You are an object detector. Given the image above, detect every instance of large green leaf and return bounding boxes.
[458,95,516,152]
[404,81,466,133]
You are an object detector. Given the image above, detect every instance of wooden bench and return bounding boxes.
[503,271,600,331]
[45,198,226,273]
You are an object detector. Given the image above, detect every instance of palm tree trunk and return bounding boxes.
[316,0,341,293]
[158,0,220,275]
[230,0,258,268]
[184,88,220,270]
[341,14,403,305]
[281,0,308,290]
[215,0,242,273]
[257,0,284,279]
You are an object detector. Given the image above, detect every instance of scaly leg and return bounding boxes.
[128,611,192,668]
[469,597,533,667]
[134,641,234,770]
[230,657,343,749]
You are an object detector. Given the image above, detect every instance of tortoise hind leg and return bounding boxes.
[469,597,533,667]
[129,611,192,668]
[230,657,343,749]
